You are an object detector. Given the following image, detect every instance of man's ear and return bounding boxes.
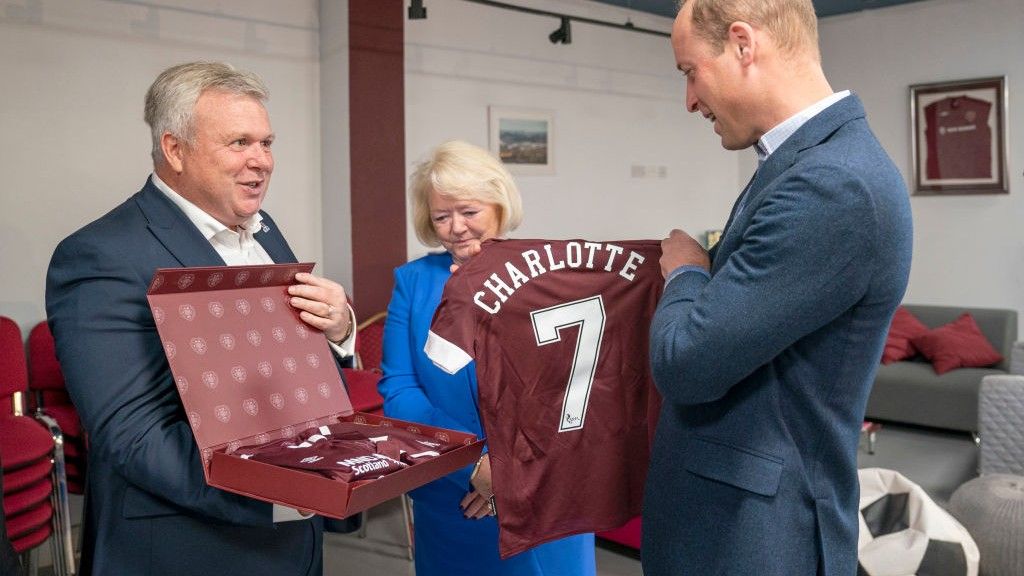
[728,21,755,66]
[161,132,185,174]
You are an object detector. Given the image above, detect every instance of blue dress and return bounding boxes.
[379,252,596,576]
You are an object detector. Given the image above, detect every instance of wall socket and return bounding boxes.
[631,164,667,179]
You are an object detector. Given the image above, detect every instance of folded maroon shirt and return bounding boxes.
[236,421,461,481]
[317,422,461,465]
[237,432,407,482]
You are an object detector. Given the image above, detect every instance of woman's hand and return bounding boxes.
[287,272,353,343]
[460,490,496,519]
[460,454,495,518]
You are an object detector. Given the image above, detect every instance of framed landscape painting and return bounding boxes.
[488,107,554,175]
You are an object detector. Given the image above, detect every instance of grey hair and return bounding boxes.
[144,61,269,165]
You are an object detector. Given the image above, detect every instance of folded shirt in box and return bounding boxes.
[237,421,461,482]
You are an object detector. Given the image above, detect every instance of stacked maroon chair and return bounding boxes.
[0,317,75,575]
[28,322,87,494]
[345,312,414,558]
[354,311,386,374]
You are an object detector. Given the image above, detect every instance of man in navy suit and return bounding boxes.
[46,62,357,576]
[644,1,912,574]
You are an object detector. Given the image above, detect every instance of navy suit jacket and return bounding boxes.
[45,179,325,576]
[643,95,912,575]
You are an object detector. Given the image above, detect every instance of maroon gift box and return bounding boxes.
[147,263,483,518]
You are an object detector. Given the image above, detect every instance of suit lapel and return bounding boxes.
[135,179,225,267]
[135,178,298,267]
[254,217,297,264]
[714,95,867,268]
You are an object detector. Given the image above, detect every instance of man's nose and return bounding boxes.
[685,86,699,114]
[248,145,273,172]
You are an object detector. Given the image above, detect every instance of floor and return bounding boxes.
[26,424,975,575]
[323,498,642,576]
[30,494,643,576]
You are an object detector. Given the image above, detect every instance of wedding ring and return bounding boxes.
[488,495,497,515]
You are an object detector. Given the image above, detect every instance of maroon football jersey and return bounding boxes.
[924,95,992,180]
[425,238,663,557]
[318,422,460,464]
[238,432,407,482]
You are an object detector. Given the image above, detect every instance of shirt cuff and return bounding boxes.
[327,304,357,358]
[665,265,711,287]
[273,503,314,523]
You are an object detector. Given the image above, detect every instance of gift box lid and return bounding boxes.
[146,263,354,458]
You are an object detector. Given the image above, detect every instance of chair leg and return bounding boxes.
[401,494,414,561]
[35,412,76,575]
[25,547,38,576]
[356,510,368,539]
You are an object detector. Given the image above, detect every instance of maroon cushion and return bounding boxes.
[27,321,66,391]
[64,459,87,485]
[41,404,83,439]
[342,368,384,415]
[11,522,51,554]
[5,500,52,539]
[881,307,930,364]
[2,477,52,517]
[3,458,52,493]
[911,313,1004,375]
[40,390,71,406]
[0,317,29,398]
[0,415,53,469]
[597,515,641,550]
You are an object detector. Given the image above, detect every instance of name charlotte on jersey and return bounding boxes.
[472,242,647,314]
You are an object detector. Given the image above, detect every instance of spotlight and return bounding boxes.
[549,16,571,44]
[408,0,427,20]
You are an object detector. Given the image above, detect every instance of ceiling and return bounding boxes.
[591,0,931,19]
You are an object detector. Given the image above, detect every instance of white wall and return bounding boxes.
[819,0,1024,336]
[0,0,322,335]
[4,0,1020,339]
[402,0,737,260]
[319,0,352,288]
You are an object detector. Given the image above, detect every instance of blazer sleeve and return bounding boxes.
[46,234,273,527]
[377,265,478,491]
[650,162,880,405]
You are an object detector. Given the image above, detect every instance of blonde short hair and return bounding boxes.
[409,140,523,248]
[144,61,269,165]
[682,0,819,59]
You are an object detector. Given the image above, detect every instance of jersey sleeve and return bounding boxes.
[424,269,479,375]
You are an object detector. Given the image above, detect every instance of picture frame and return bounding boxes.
[488,106,554,175]
[909,76,1008,195]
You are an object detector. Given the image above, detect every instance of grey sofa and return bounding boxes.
[865,304,1018,433]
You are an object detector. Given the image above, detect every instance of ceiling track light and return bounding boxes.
[408,0,427,20]
[458,1,669,41]
[549,16,571,45]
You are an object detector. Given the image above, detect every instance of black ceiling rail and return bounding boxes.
[459,0,671,40]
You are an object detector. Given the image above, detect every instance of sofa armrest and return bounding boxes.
[1011,342,1024,376]
[978,374,1024,475]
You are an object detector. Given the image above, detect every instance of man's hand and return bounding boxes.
[287,272,353,343]
[449,241,483,274]
[660,229,710,278]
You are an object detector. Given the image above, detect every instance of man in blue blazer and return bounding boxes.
[644,1,913,574]
[46,62,357,576]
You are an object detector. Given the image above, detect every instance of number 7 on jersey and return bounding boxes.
[530,295,606,433]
